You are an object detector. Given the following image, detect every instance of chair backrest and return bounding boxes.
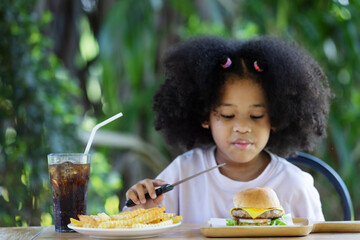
[287,152,354,221]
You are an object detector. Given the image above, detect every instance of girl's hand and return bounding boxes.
[125,179,168,209]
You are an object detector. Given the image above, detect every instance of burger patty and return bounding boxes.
[232,209,283,219]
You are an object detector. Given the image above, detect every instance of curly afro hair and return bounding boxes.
[153,36,331,157]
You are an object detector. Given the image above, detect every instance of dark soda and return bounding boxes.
[49,161,90,232]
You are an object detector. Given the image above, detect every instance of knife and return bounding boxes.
[125,163,226,207]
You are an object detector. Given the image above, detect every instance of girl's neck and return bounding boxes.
[215,150,271,182]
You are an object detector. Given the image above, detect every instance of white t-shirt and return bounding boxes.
[157,146,324,223]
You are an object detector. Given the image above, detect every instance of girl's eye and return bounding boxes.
[221,114,234,119]
[251,115,264,119]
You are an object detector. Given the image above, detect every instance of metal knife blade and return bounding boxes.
[171,162,226,186]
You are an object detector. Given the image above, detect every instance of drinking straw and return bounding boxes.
[84,112,123,154]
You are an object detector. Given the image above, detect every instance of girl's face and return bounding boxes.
[205,75,272,165]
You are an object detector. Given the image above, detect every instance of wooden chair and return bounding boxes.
[287,152,354,220]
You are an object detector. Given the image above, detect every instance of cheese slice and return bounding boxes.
[230,207,284,219]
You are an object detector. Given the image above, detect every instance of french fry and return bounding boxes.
[110,208,146,220]
[93,212,111,222]
[70,218,82,227]
[148,218,162,224]
[131,206,166,224]
[71,207,182,229]
[132,219,173,228]
[78,214,99,228]
[171,215,183,224]
[98,220,131,229]
[82,222,99,228]
[148,213,174,223]
[75,212,110,228]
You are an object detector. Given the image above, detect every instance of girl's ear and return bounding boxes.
[271,126,276,132]
[202,122,210,129]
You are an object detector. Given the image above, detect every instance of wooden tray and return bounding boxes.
[312,221,360,233]
[200,218,312,237]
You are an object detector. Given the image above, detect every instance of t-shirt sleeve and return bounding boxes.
[282,171,325,221]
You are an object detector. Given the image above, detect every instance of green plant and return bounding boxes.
[0,0,82,226]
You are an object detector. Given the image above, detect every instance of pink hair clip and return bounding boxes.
[221,56,232,68]
[254,61,263,72]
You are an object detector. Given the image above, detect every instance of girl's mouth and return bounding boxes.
[233,140,252,150]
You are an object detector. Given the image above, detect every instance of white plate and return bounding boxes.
[67,222,181,239]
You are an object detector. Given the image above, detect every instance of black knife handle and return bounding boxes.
[125,184,174,207]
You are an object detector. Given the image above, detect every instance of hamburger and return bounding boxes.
[228,187,287,226]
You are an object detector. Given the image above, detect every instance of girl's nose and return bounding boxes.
[233,120,251,133]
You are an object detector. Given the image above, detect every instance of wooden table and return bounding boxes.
[0,226,43,240]
[1,224,360,239]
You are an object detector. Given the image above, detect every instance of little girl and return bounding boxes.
[125,36,331,223]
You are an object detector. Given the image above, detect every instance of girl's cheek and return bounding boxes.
[212,111,221,121]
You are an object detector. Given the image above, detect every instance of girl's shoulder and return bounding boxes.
[267,151,314,184]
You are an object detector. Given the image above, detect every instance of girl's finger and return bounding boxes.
[152,179,169,187]
[135,182,148,204]
[143,179,157,199]
[126,189,140,205]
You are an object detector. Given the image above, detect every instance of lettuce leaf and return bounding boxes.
[270,215,288,226]
[226,218,238,226]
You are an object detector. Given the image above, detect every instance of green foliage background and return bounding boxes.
[0,0,83,226]
[1,0,360,226]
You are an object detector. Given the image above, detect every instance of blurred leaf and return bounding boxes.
[0,0,83,226]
